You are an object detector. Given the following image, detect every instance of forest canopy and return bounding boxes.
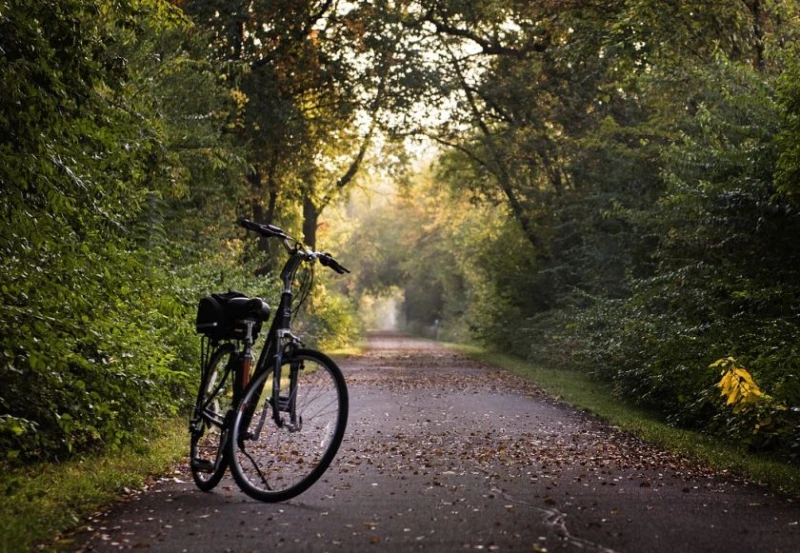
[1,0,800,462]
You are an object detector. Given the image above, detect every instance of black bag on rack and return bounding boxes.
[195,290,268,340]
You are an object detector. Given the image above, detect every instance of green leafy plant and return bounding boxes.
[710,357,799,456]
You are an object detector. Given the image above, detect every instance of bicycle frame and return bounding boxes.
[244,244,309,432]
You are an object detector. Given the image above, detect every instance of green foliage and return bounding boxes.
[339,1,800,464]
[297,281,361,351]
[547,58,800,460]
[776,47,800,200]
[0,0,242,462]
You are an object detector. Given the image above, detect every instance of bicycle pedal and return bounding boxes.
[191,458,215,472]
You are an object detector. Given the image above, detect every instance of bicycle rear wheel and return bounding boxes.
[229,349,348,502]
[189,343,235,491]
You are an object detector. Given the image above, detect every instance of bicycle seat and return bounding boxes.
[226,297,271,322]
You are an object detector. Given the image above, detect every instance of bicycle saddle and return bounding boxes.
[226,296,271,322]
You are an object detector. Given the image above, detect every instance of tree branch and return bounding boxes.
[444,41,543,252]
[318,41,394,209]
[422,11,545,58]
[250,0,334,71]
[422,132,489,170]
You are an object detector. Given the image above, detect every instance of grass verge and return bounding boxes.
[0,417,187,553]
[328,343,366,357]
[452,344,800,499]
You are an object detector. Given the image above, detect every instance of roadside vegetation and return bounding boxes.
[1,0,361,466]
[4,0,800,549]
[0,419,186,553]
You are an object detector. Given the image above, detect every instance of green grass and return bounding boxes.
[328,343,366,357]
[452,344,800,499]
[0,418,188,553]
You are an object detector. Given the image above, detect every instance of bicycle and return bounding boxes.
[189,219,350,502]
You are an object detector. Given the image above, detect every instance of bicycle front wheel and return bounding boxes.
[189,344,235,491]
[228,349,348,502]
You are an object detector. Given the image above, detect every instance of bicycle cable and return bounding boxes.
[269,226,313,318]
[292,261,314,317]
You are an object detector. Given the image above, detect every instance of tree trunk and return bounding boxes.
[747,0,766,71]
[247,168,270,254]
[248,166,282,275]
[302,195,319,250]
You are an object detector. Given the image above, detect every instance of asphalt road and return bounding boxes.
[69,333,799,553]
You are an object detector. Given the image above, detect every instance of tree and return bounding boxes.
[178,0,407,254]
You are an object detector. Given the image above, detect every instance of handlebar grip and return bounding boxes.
[238,219,288,239]
[264,223,287,236]
[319,253,350,274]
[238,219,262,233]
[331,260,350,274]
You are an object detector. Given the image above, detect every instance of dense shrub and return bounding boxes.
[545,59,800,459]
[0,0,234,462]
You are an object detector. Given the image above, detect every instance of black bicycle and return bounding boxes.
[189,219,349,502]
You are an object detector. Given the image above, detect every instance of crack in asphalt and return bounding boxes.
[492,486,621,553]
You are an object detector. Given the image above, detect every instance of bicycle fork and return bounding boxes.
[274,356,302,432]
[245,357,302,444]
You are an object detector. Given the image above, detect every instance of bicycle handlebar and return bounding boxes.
[319,252,350,274]
[238,219,350,274]
[238,218,290,240]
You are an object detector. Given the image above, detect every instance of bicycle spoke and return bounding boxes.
[240,444,273,491]
[229,350,348,502]
[190,345,234,492]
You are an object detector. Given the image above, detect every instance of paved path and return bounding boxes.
[69,333,799,553]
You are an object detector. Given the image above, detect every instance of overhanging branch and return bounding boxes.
[422,10,546,58]
[250,0,334,71]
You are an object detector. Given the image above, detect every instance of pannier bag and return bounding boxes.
[195,290,270,340]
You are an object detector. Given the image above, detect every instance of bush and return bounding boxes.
[0,0,237,462]
[0,245,199,461]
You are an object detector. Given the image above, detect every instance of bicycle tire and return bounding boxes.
[189,343,235,491]
[228,349,348,502]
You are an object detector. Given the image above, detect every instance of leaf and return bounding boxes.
[734,368,758,388]
[726,386,740,406]
[709,357,734,369]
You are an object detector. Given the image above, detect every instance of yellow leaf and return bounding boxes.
[710,357,735,369]
[718,372,737,397]
[734,368,758,388]
[714,358,772,410]
[726,386,740,406]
